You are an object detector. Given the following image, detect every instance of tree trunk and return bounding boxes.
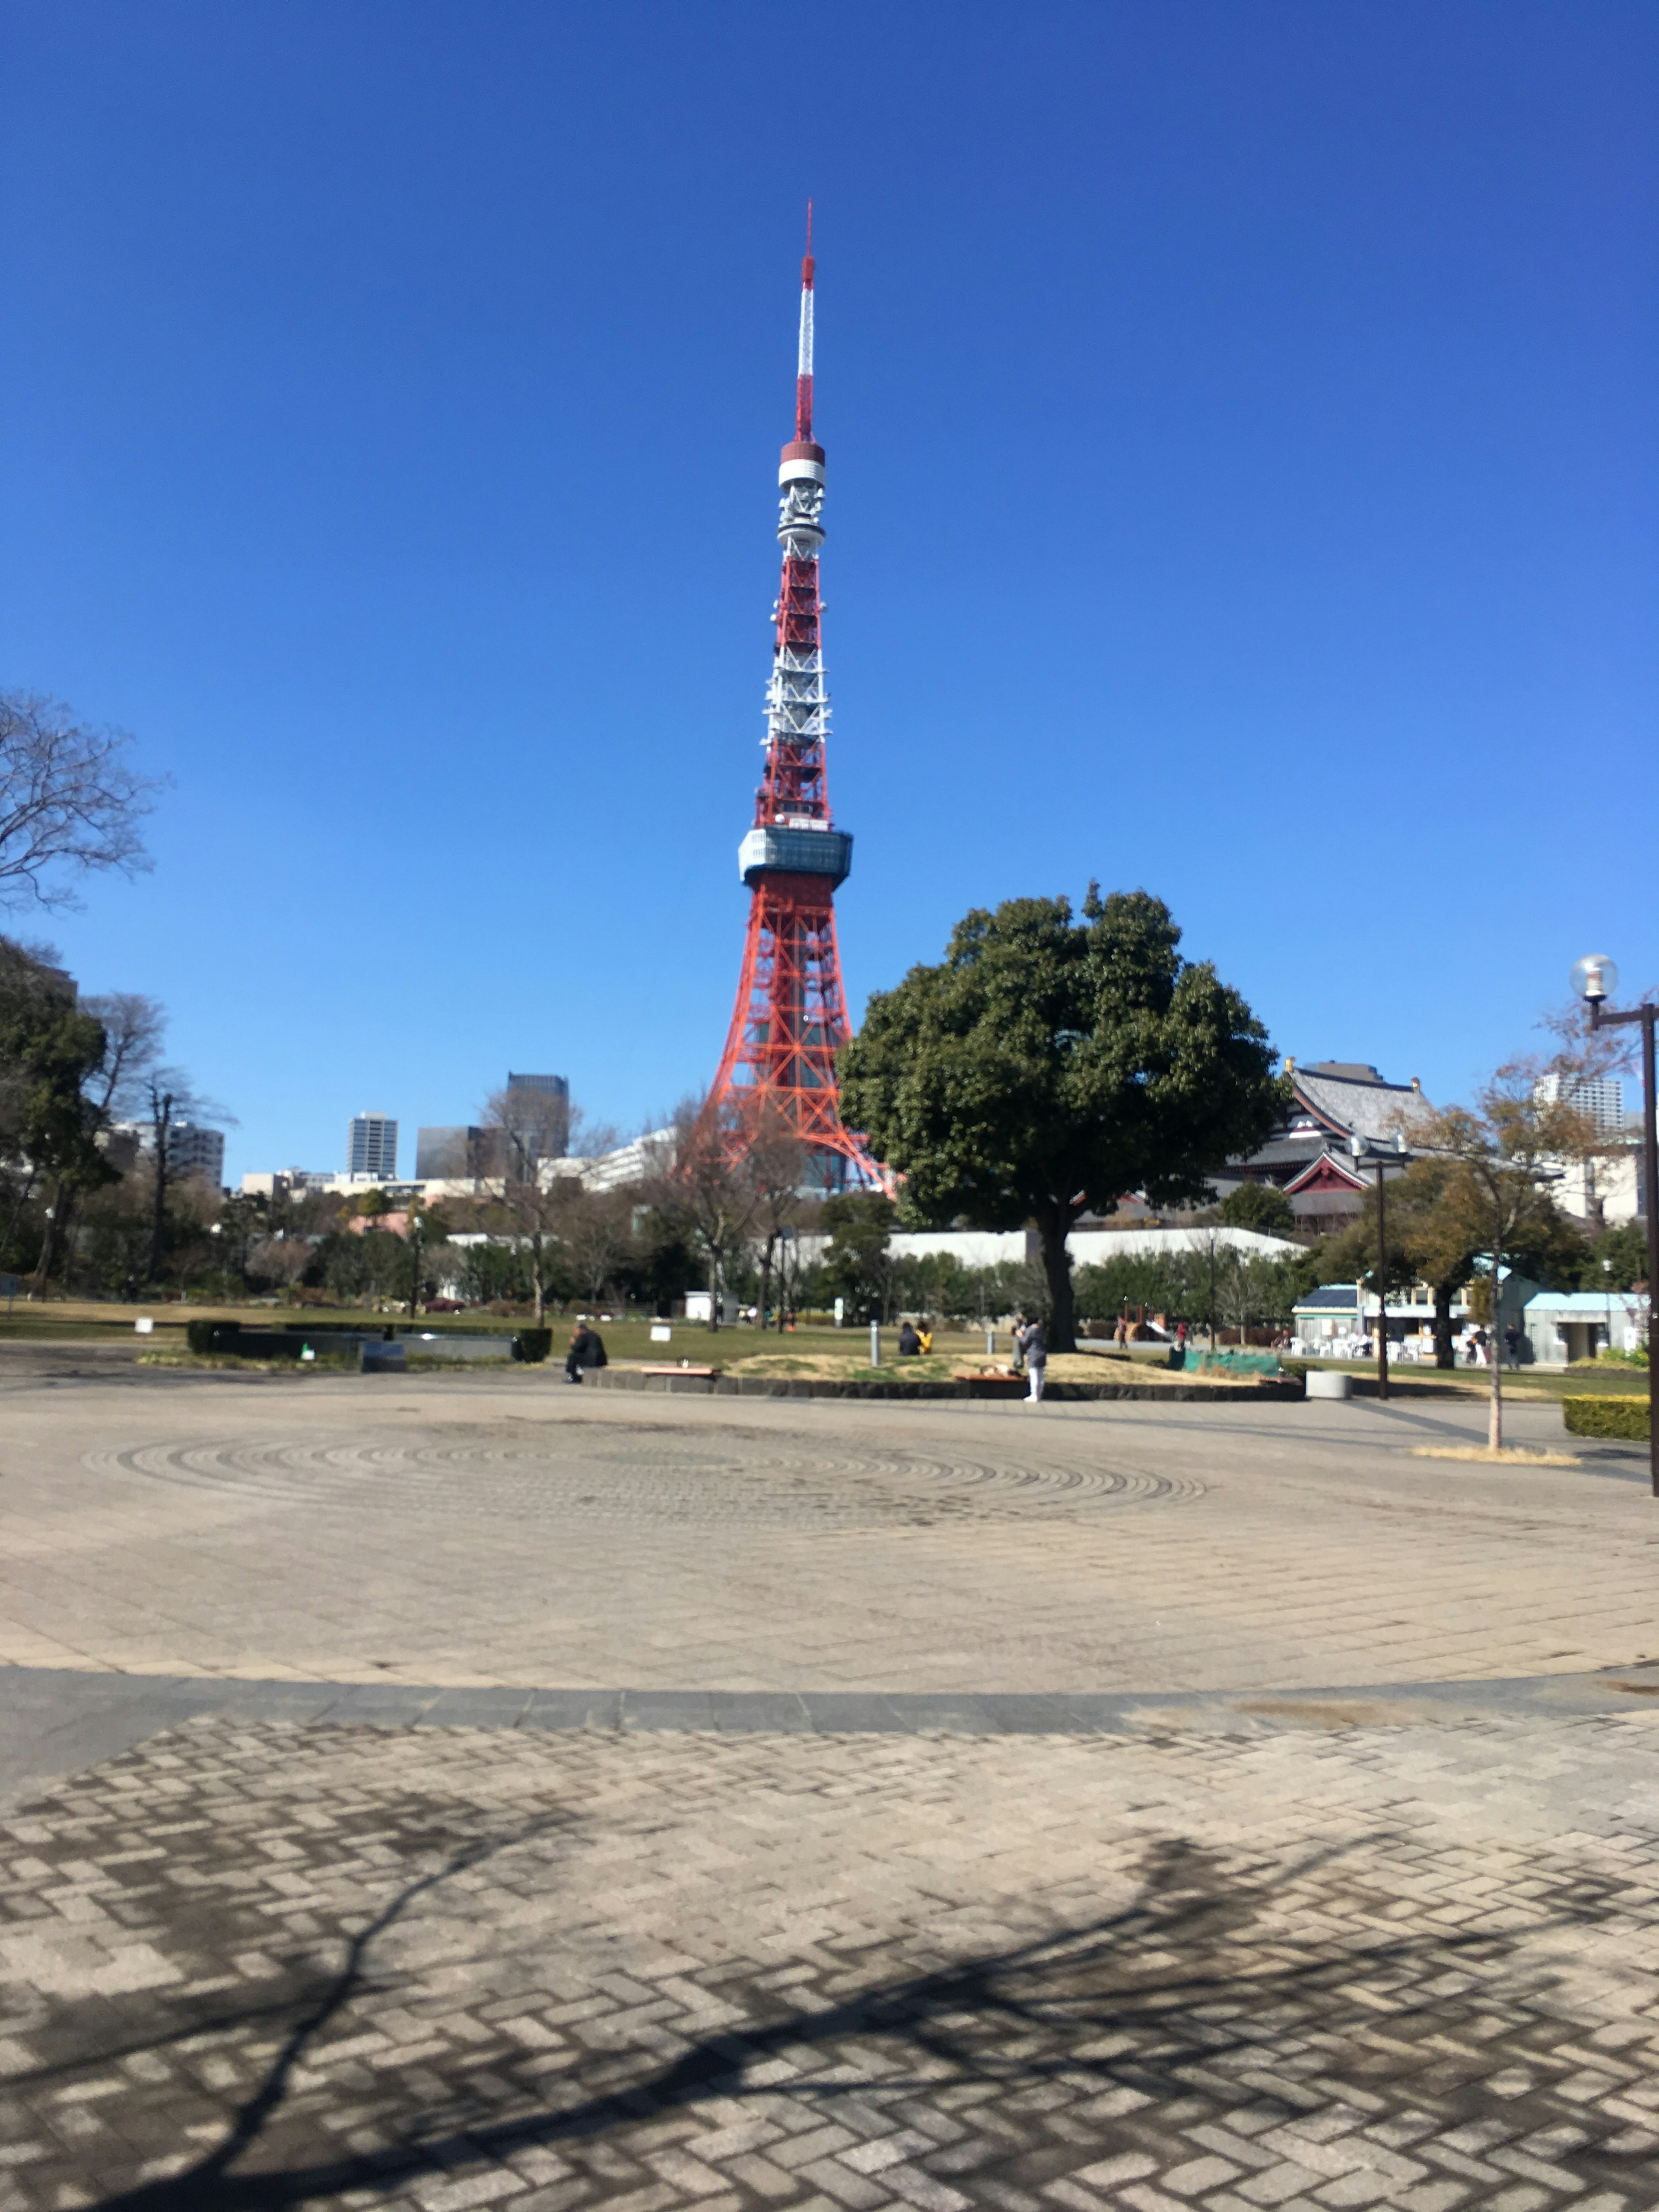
[1433,1283,1455,1369]
[31,1178,66,1294]
[145,1088,173,1289]
[148,1148,169,1283]
[1036,1208,1077,1353]
[532,1236,546,1325]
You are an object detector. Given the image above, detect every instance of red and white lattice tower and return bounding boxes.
[702,219,885,1191]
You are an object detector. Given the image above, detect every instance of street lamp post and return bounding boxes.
[1572,956,1658,1499]
[1350,1133,1393,1400]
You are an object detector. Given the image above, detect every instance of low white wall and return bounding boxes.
[791,1224,1302,1270]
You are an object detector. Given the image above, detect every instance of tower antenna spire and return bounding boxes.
[699,224,887,1196]
[795,202,815,444]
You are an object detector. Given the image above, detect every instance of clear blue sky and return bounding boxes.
[3,1,1654,1180]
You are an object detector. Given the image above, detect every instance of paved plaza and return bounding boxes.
[1,1361,1657,2209]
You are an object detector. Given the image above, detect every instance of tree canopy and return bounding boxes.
[837,887,1286,1350]
[1217,1181,1297,1236]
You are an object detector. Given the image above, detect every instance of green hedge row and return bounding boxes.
[183,1319,553,1362]
[1562,1395,1651,1440]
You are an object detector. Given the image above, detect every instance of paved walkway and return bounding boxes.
[2,1367,1657,2210]
[0,1368,1653,1695]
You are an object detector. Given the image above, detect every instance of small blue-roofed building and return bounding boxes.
[1522,1289,1649,1367]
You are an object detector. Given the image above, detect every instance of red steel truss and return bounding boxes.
[701,227,886,1192]
[709,874,859,1158]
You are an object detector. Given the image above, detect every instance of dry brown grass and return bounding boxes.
[1409,1445,1581,1467]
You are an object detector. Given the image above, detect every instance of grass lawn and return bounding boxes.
[1297,1355,1649,1402]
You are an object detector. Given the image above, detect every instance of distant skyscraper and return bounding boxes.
[347,1112,398,1179]
[506,1073,569,1157]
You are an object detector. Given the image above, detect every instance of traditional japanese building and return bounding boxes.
[1210,1061,1425,1236]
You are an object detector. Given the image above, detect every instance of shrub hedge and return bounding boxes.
[1562,1395,1650,1440]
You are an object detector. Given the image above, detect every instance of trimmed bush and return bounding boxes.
[514,1329,553,1364]
[1563,1395,1651,1441]
[186,1319,219,1354]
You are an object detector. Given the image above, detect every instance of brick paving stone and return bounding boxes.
[3,1379,1659,2207]
[0,1379,1653,1699]
[0,1711,1654,2209]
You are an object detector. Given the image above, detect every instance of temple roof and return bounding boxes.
[1289,1061,1422,1143]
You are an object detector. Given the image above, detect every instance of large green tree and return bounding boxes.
[0,937,114,1281]
[819,1192,897,1324]
[838,888,1286,1352]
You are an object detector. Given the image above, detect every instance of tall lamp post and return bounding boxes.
[1351,1131,1409,1400]
[1572,955,1658,1499]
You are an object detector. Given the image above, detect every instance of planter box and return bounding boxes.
[589,1370,1300,1405]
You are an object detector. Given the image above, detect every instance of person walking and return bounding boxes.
[1016,1313,1048,1403]
[565,1319,607,1384]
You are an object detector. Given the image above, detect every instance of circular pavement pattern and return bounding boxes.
[87,1421,1204,1528]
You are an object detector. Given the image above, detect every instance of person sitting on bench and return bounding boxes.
[565,1321,608,1383]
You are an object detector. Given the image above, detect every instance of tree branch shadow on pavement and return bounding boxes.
[79,1829,1650,2212]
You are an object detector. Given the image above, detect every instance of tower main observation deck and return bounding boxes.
[702,227,886,1192]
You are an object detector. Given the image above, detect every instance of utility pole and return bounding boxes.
[1376,1155,1389,1402]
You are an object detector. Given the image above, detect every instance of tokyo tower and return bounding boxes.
[702,219,884,1192]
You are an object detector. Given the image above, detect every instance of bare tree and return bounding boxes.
[737,1099,810,1329]
[648,1097,763,1329]
[0,692,163,911]
[1528,994,1651,1233]
[563,1187,636,1308]
[83,992,166,1122]
[477,1089,615,1324]
[131,1066,232,1287]
[245,1235,312,1293]
[1407,1071,1590,1452]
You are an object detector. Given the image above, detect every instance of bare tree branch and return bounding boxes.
[81,992,167,1121]
[0,691,165,911]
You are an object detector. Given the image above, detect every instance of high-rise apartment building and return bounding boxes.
[167,1123,226,1187]
[1536,1074,1627,1137]
[347,1112,398,1179]
[111,1119,226,1187]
